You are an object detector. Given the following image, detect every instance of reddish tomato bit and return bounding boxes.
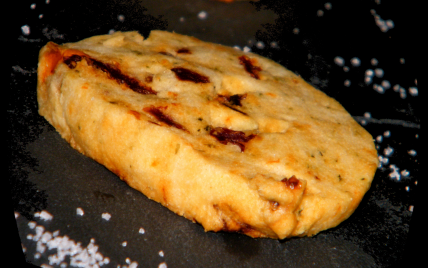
[145,75,153,83]
[63,54,83,69]
[143,106,187,131]
[218,93,247,107]
[176,48,191,54]
[171,67,210,83]
[281,176,302,190]
[63,54,156,95]
[209,127,256,152]
[238,55,261,79]
[128,110,141,120]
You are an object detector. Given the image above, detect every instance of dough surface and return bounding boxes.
[37,31,378,239]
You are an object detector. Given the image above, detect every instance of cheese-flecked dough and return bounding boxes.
[37,31,378,239]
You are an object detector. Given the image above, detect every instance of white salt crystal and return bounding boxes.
[334,56,344,66]
[76,207,84,216]
[101,213,111,221]
[198,11,207,20]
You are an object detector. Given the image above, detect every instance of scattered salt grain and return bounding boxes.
[139,227,145,234]
[364,76,373,85]
[33,226,45,241]
[400,58,405,64]
[270,41,278,48]
[122,241,127,247]
[399,87,407,99]
[179,17,185,22]
[383,130,390,137]
[324,2,332,10]
[392,84,401,92]
[388,164,400,181]
[243,46,251,53]
[409,205,414,212]
[293,27,300,34]
[35,210,53,221]
[408,149,417,156]
[371,9,394,32]
[373,84,385,94]
[76,207,84,216]
[31,3,36,9]
[37,240,47,253]
[256,41,265,49]
[375,135,383,143]
[159,262,167,268]
[117,14,125,22]
[128,262,139,268]
[383,146,394,157]
[350,57,361,67]
[378,155,389,166]
[363,112,371,118]
[408,87,418,96]
[370,58,378,66]
[386,20,394,29]
[21,25,30,35]
[374,68,384,78]
[400,170,409,177]
[334,56,344,66]
[102,213,111,221]
[317,10,324,17]
[344,80,351,87]
[381,80,391,90]
[159,250,165,257]
[405,186,410,192]
[197,11,207,20]
[28,221,37,229]
[343,66,349,72]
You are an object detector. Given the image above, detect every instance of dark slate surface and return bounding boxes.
[8,1,420,267]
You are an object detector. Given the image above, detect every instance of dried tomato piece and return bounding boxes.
[143,106,187,131]
[239,55,261,79]
[63,54,156,95]
[209,127,256,152]
[281,176,302,190]
[171,67,210,83]
[217,93,247,107]
[176,48,191,54]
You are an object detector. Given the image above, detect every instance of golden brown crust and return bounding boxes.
[37,31,378,239]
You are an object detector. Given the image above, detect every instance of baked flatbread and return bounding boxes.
[37,31,378,239]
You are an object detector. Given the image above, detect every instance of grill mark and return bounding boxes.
[171,67,210,83]
[63,54,156,95]
[143,106,187,131]
[239,55,261,79]
[217,94,248,115]
[209,127,256,152]
[176,48,191,54]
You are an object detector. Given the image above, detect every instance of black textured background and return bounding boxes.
[8,0,421,267]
